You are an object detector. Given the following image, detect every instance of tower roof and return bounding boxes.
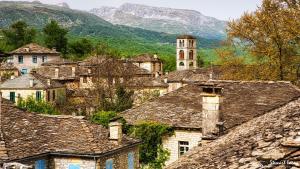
[177,35,197,39]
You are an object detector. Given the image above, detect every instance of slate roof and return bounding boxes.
[177,35,197,39]
[121,81,300,130]
[36,66,79,80]
[0,73,64,89]
[0,63,18,71]
[126,77,169,88]
[164,67,221,83]
[10,43,59,55]
[129,54,162,63]
[167,98,300,169]
[41,58,77,66]
[0,99,140,162]
[79,56,152,77]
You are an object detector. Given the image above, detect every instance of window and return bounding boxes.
[52,90,56,101]
[128,152,134,169]
[105,159,113,169]
[42,56,47,63]
[179,62,184,66]
[32,56,37,63]
[35,160,46,169]
[21,69,28,75]
[179,50,184,60]
[189,50,194,60]
[182,40,185,47]
[36,91,42,101]
[68,164,80,169]
[47,90,50,102]
[178,141,189,156]
[7,56,13,63]
[18,55,23,63]
[83,77,87,83]
[9,92,15,103]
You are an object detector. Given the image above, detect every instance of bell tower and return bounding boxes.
[176,35,197,71]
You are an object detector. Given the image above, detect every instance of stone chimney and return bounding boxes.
[155,72,160,78]
[88,68,91,74]
[154,54,158,59]
[71,67,76,77]
[47,79,51,86]
[29,79,34,88]
[55,68,59,78]
[164,78,168,83]
[10,75,15,80]
[200,85,223,136]
[109,121,122,143]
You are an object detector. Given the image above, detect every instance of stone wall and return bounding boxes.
[162,130,202,166]
[11,54,60,72]
[98,146,139,169]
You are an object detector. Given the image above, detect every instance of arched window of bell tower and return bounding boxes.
[182,40,185,47]
[179,62,185,66]
[179,50,184,60]
[189,50,194,60]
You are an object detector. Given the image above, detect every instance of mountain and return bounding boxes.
[0,1,219,47]
[90,3,227,39]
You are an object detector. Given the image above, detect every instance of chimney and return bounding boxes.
[10,75,15,80]
[29,79,34,88]
[55,68,59,78]
[109,121,122,143]
[164,78,168,83]
[52,47,57,52]
[71,67,76,77]
[88,68,91,74]
[200,85,223,136]
[154,54,158,59]
[209,73,213,80]
[47,79,51,86]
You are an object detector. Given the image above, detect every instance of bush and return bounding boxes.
[17,96,60,115]
[129,122,174,168]
[90,111,117,127]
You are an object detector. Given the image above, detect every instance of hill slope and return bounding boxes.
[91,3,227,39]
[0,1,220,48]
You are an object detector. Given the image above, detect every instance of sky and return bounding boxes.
[4,0,262,20]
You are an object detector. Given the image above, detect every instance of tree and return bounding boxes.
[129,122,173,168]
[2,21,36,48]
[43,20,68,54]
[17,96,60,115]
[227,0,300,81]
[68,38,93,59]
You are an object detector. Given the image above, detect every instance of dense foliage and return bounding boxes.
[128,122,174,169]
[90,111,118,127]
[222,0,300,82]
[2,21,36,49]
[100,86,134,112]
[17,96,60,115]
[43,20,68,54]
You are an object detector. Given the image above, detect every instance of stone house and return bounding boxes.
[36,59,80,90]
[162,66,221,93]
[8,43,60,74]
[0,62,20,82]
[0,72,66,104]
[129,54,163,77]
[168,98,300,169]
[0,97,141,169]
[121,81,300,165]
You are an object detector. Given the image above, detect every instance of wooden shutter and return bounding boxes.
[105,159,113,169]
[128,152,134,169]
[35,160,46,169]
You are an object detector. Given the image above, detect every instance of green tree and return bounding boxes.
[129,122,173,168]
[100,86,134,112]
[2,21,36,48]
[17,96,60,115]
[227,0,300,81]
[90,111,117,127]
[43,20,68,54]
[68,38,93,59]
